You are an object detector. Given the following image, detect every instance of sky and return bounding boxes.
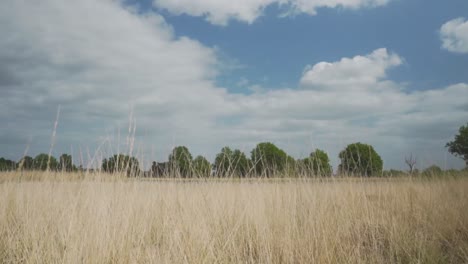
[1,0,467,171]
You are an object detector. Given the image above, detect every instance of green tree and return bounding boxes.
[193,155,211,177]
[444,169,461,176]
[214,147,234,177]
[338,143,383,176]
[422,165,443,177]
[58,154,74,172]
[305,149,332,177]
[18,156,34,170]
[150,162,168,177]
[0,158,16,171]
[446,123,468,167]
[284,155,297,176]
[102,154,140,176]
[168,146,193,178]
[383,169,406,177]
[251,142,288,177]
[296,158,309,177]
[214,147,251,177]
[33,153,58,171]
[232,149,250,177]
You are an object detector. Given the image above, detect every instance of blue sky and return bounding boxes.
[1,0,467,170]
[156,0,468,92]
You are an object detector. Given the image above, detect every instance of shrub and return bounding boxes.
[422,165,443,177]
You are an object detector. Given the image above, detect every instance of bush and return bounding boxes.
[422,165,443,177]
[382,169,406,177]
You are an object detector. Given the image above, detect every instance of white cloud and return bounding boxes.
[440,17,468,54]
[300,48,402,90]
[0,0,230,160]
[220,49,467,169]
[0,0,466,170]
[153,0,391,25]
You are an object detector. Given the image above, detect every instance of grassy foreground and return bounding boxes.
[0,172,467,263]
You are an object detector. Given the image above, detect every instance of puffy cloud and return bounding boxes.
[440,17,468,54]
[300,48,402,90]
[0,0,466,170]
[0,0,229,161]
[153,0,391,25]
[220,50,467,169]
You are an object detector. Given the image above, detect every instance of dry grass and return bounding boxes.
[0,172,467,263]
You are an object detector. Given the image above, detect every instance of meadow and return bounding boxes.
[0,171,467,263]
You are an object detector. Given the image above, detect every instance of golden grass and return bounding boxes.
[0,172,467,263]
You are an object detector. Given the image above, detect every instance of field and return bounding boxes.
[1,172,467,263]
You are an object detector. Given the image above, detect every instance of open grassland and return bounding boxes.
[0,172,467,263]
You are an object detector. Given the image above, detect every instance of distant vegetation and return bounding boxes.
[0,157,16,171]
[102,154,140,176]
[1,122,467,177]
[1,153,77,172]
[338,142,383,176]
[446,122,468,167]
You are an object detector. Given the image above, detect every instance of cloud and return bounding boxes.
[0,0,229,160]
[153,0,391,25]
[440,17,468,54]
[220,50,467,169]
[300,48,402,90]
[0,0,466,170]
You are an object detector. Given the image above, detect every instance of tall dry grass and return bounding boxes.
[0,172,467,263]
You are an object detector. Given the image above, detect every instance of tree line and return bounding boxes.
[0,142,369,177]
[2,122,467,176]
[0,153,77,172]
[101,142,374,178]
